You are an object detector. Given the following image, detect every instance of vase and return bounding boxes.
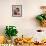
[11,36,17,44]
[41,20,46,27]
[7,39,12,44]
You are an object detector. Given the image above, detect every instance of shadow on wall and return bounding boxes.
[30,16,40,27]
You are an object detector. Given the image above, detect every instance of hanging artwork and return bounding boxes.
[12,5,22,17]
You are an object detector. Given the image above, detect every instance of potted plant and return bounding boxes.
[36,6,46,27]
[5,26,18,43]
[36,14,46,27]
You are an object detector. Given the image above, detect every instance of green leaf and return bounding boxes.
[36,15,44,21]
[44,15,46,20]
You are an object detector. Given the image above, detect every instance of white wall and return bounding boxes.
[0,0,46,38]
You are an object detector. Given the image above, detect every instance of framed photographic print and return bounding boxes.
[12,5,22,17]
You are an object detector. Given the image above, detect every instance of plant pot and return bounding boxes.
[7,39,12,44]
[41,20,46,27]
[11,36,17,44]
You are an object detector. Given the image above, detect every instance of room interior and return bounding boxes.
[0,0,46,46]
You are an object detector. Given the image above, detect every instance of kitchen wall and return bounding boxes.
[0,0,46,39]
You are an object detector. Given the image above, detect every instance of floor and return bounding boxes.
[14,43,46,46]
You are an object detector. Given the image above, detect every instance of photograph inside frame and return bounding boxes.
[12,5,22,17]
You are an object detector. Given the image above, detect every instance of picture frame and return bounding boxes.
[12,5,22,17]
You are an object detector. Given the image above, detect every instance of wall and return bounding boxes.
[0,0,46,39]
